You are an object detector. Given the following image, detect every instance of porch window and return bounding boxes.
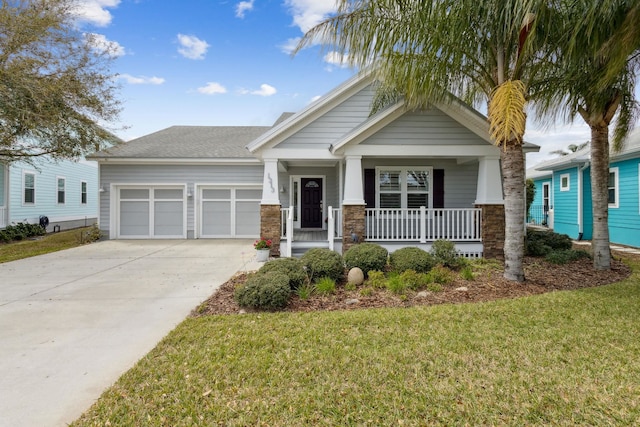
[608,168,619,208]
[377,167,432,208]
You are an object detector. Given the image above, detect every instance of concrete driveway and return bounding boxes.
[0,239,259,427]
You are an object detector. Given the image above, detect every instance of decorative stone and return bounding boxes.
[347,267,364,285]
[415,291,431,299]
[345,298,360,305]
[238,309,247,314]
[455,286,469,292]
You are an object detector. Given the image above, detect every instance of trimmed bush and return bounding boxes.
[0,222,45,243]
[366,270,386,288]
[300,248,344,282]
[234,271,291,311]
[545,249,591,265]
[259,257,307,289]
[343,243,388,275]
[526,230,573,256]
[431,239,467,270]
[389,247,435,273]
[399,269,430,290]
[427,265,456,285]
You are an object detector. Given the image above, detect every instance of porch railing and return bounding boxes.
[0,207,6,229]
[365,207,482,242]
[527,204,548,226]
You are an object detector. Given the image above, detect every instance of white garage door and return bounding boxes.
[199,187,261,238]
[118,187,185,238]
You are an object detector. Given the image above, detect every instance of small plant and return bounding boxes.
[460,266,475,281]
[253,238,273,250]
[234,271,291,310]
[315,277,336,295]
[360,287,374,297]
[431,240,467,270]
[78,224,102,244]
[427,282,444,292]
[389,247,435,273]
[295,283,315,300]
[300,248,344,282]
[366,270,387,288]
[343,243,388,275]
[344,282,356,291]
[385,273,408,295]
[427,265,455,285]
[399,269,430,290]
[545,249,592,265]
[259,257,308,289]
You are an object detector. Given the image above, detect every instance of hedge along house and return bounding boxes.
[91,72,540,258]
[527,129,640,248]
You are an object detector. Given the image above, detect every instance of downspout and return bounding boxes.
[577,161,590,240]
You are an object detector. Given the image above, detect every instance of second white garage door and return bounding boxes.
[198,187,261,238]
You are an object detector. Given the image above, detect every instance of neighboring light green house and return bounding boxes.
[0,158,99,231]
[90,72,540,258]
[527,129,640,248]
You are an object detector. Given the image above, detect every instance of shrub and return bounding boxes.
[300,248,344,282]
[259,257,308,289]
[234,271,291,311]
[526,230,573,256]
[0,222,45,243]
[460,266,475,281]
[545,249,591,265]
[427,265,455,285]
[399,269,430,290]
[389,247,435,273]
[315,277,336,295]
[343,243,388,275]
[431,240,467,270]
[385,273,408,295]
[295,283,315,300]
[366,270,386,288]
[427,282,444,292]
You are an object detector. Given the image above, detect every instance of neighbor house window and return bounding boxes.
[377,167,432,209]
[560,173,570,191]
[608,168,619,208]
[81,181,87,204]
[57,177,65,204]
[23,171,35,204]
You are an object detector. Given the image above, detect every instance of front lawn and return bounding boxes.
[0,226,97,263]
[73,256,640,426]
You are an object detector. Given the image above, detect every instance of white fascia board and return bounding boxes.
[246,72,374,154]
[260,148,342,161]
[93,158,261,165]
[343,144,500,158]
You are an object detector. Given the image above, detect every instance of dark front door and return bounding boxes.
[301,178,323,228]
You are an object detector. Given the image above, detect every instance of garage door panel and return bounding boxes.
[118,187,184,239]
[235,201,260,236]
[120,201,150,236]
[202,201,231,236]
[154,201,184,236]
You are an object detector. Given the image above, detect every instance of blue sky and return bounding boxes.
[74,0,637,167]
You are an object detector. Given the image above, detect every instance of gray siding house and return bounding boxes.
[90,72,539,258]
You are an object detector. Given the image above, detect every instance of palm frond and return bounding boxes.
[488,80,527,148]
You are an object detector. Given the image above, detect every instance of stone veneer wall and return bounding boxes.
[342,205,366,254]
[476,204,505,260]
[260,204,281,257]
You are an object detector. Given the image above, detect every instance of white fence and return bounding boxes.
[365,207,482,242]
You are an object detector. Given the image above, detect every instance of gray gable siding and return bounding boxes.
[362,109,487,146]
[100,164,263,236]
[276,85,376,149]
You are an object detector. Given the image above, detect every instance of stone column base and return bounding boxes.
[342,204,365,254]
[476,204,505,260]
[260,204,281,257]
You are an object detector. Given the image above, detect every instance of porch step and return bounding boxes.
[290,241,330,258]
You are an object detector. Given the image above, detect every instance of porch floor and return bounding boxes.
[293,229,329,241]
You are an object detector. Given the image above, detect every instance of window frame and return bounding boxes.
[23,170,36,205]
[81,181,87,205]
[608,167,619,208]
[375,166,433,209]
[57,176,66,205]
[560,173,570,192]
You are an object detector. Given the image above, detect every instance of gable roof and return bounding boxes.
[89,125,270,160]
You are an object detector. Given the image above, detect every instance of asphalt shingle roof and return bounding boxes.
[90,125,271,159]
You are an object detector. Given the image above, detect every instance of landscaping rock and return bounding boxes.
[415,291,431,299]
[455,286,469,292]
[347,267,364,285]
[345,298,360,305]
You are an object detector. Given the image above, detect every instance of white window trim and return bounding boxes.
[56,176,66,205]
[288,175,327,230]
[375,166,433,209]
[609,167,619,209]
[560,173,570,192]
[22,170,36,205]
[81,181,88,205]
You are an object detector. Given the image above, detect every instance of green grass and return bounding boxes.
[73,258,640,426]
[0,227,94,263]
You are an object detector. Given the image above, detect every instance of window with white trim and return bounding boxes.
[608,167,619,208]
[377,167,432,208]
[57,177,65,204]
[81,181,87,204]
[560,173,570,191]
[23,171,35,204]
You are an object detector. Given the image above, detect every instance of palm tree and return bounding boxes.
[297,0,554,282]
[549,141,588,156]
[537,1,639,270]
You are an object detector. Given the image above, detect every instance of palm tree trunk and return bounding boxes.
[501,143,526,282]
[589,125,611,270]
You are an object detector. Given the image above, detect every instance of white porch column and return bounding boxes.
[475,156,504,205]
[342,155,364,205]
[261,159,280,205]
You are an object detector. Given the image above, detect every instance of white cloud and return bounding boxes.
[240,84,277,96]
[197,82,227,95]
[309,95,322,103]
[235,0,255,18]
[118,74,165,85]
[177,34,210,60]
[284,0,338,33]
[323,51,351,68]
[73,0,121,27]
[85,33,126,57]
[279,37,301,54]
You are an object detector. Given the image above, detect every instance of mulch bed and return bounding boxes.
[192,254,633,317]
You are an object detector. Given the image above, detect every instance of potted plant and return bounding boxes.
[254,238,272,262]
